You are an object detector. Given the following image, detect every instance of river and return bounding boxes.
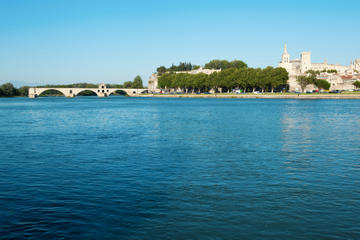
[0,96,359,239]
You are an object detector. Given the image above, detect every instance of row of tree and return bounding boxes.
[158,66,289,93]
[156,60,248,76]
[204,60,248,70]
[157,62,200,75]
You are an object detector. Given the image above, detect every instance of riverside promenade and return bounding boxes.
[139,93,360,99]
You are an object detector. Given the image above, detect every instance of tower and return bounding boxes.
[300,52,311,73]
[279,43,293,75]
[281,43,290,63]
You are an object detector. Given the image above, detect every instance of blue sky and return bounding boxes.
[0,0,359,86]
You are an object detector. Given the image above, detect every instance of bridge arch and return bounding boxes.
[75,89,99,97]
[109,89,128,96]
[37,88,67,97]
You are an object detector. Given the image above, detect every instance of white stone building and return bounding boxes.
[148,73,159,92]
[279,44,360,91]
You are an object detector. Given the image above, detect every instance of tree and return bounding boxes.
[204,60,229,70]
[296,75,312,93]
[123,81,133,88]
[314,79,331,91]
[133,75,143,88]
[231,60,248,69]
[272,67,289,92]
[354,81,360,89]
[306,70,321,76]
[155,61,290,94]
[18,86,29,96]
[247,68,261,92]
[204,60,247,70]
[259,66,273,93]
[157,66,167,75]
[0,83,16,97]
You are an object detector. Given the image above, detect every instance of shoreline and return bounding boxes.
[137,94,360,99]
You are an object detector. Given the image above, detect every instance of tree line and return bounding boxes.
[156,60,248,76]
[0,83,29,97]
[36,76,144,89]
[204,60,248,70]
[158,65,289,93]
[157,62,200,75]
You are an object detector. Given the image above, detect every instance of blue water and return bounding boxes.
[0,97,360,239]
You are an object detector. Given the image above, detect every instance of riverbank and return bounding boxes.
[138,93,360,99]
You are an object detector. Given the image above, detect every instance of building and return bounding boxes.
[148,45,360,93]
[317,72,360,91]
[279,44,360,91]
[148,73,159,92]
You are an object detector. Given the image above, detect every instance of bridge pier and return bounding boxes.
[28,88,37,98]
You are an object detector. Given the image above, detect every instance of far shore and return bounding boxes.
[137,93,360,99]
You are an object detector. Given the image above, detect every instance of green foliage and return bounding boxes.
[306,70,321,76]
[314,79,331,90]
[108,77,145,89]
[354,81,360,89]
[17,86,29,96]
[0,83,17,97]
[123,81,133,88]
[306,69,338,75]
[132,75,143,88]
[204,60,248,70]
[158,67,289,93]
[156,60,247,76]
[168,62,193,72]
[296,75,313,93]
[299,72,331,92]
[322,69,337,73]
[157,66,167,75]
[157,62,195,74]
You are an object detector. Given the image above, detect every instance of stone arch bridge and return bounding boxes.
[28,84,147,98]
